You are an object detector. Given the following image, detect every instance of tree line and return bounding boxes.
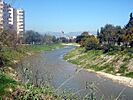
[23,30,75,44]
[0,29,75,67]
[76,13,133,52]
[23,30,59,44]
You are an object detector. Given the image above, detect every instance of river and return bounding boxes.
[17,46,133,100]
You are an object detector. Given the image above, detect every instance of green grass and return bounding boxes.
[0,69,58,99]
[1,43,64,67]
[0,70,78,99]
[0,43,65,99]
[0,70,17,96]
[64,47,133,78]
[23,43,64,52]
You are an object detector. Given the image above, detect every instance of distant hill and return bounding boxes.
[43,31,97,37]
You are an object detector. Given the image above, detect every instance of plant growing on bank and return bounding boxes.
[0,36,65,99]
[0,29,19,67]
[72,13,133,78]
[64,47,133,78]
[75,13,133,54]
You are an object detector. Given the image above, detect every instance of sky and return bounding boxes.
[8,0,133,33]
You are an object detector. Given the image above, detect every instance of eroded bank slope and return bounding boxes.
[64,47,133,87]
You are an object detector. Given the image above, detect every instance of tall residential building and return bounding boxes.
[0,1,3,29]
[0,0,10,30]
[0,0,25,37]
[8,7,15,29]
[16,9,25,37]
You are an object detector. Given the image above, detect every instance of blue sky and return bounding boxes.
[12,0,133,33]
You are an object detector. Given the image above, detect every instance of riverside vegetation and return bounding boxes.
[0,29,77,99]
[64,47,133,77]
[0,13,133,99]
[64,13,133,78]
[0,43,66,99]
[0,30,105,99]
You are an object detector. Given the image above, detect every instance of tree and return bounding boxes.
[98,24,119,45]
[0,29,18,67]
[81,31,89,36]
[97,24,125,46]
[123,13,133,47]
[125,13,133,28]
[24,30,43,44]
[0,29,18,50]
[76,32,89,46]
[43,34,58,44]
[58,37,68,43]
[114,26,125,46]
[123,27,133,47]
[85,35,99,50]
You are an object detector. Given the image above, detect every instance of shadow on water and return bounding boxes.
[16,46,133,100]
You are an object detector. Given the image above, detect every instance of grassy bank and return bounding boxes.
[64,47,133,78]
[2,43,64,66]
[0,43,66,99]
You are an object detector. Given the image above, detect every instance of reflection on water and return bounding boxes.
[16,46,133,99]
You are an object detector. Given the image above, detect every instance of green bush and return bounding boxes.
[0,70,17,96]
[125,72,133,78]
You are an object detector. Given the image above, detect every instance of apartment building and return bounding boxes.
[0,0,25,37]
[0,1,3,29]
[0,0,10,30]
[8,7,15,29]
[16,9,25,37]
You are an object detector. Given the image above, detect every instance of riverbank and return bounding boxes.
[64,47,133,87]
[0,43,64,99]
[2,43,64,65]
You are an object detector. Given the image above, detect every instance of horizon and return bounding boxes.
[6,0,133,34]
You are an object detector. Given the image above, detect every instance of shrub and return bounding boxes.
[85,35,100,50]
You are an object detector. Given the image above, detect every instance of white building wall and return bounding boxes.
[3,2,10,30]
[16,9,25,37]
[0,0,25,38]
[0,0,10,30]
[8,7,14,25]
[0,1,4,29]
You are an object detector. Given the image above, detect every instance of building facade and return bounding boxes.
[0,0,10,30]
[0,1,3,29]
[0,0,25,37]
[16,9,25,37]
[8,7,15,29]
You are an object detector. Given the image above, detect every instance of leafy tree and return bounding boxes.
[24,31,59,44]
[43,34,56,44]
[58,37,69,43]
[123,13,133,47]
[123,27,133,47]
[52,36,57,43]
[98,24,118,45]
[76,32,100,50]
[0,29,18,67]
[114,26,125,46]
[76,32,89,46]
[81,31,89,36]
[97,24,126,46]
[85,35,99,50]
[24,30,43,44]
[125,13,133,28]
[0,29,18,50]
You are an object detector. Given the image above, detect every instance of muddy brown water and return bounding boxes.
[16,46,133,100]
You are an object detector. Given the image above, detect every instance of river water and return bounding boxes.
[17,46,133,100]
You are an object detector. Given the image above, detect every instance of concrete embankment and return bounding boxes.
[86,69,133,87]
